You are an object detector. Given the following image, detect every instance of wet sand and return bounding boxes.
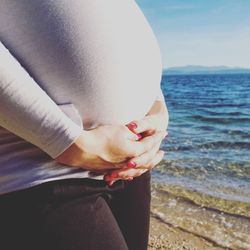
[149,217,223,250]
[148,183,250,250]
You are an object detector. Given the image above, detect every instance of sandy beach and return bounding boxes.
[148,183,250,250]
[149,217,223,250]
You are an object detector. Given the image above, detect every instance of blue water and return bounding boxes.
[155,74,250,203]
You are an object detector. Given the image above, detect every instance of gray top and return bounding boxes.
[0,0,164,194]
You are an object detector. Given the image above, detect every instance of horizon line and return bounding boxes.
[164,65,250,70]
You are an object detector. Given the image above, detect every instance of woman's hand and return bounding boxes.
[104,142,165,184]
[55,124,166,172]
[130,100,169,135]
[105,100,169,185]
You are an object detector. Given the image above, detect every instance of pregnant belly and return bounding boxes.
[0,0,162,129]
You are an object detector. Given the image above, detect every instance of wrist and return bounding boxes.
[54,130,92,167]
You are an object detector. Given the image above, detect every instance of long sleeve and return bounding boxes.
[0,41,82,159]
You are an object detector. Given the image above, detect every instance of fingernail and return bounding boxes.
[164,131,168,138]
[104,174,114,182]
[137,133,142,140]
[127,122,137,131]
[110,172,118,179]
[127,161,137,168]
[128,177,133,181]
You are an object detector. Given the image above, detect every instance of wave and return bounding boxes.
[197,141,250,150]
[190,115,250,124]
[157,158,250,175]
[196,103,250,108]
[193,126,250,137]
[198,110,249,116]
[220,129,250,138]
[163,140,250,151]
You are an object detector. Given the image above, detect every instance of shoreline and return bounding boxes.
[149,183,250,250]
[149,216,224,250]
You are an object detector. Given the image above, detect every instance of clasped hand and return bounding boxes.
[105,101,169,185]
[55,100,169,186]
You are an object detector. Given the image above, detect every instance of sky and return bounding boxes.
[136,0,250,69]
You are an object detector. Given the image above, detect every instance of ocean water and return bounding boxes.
[152,74,250,249]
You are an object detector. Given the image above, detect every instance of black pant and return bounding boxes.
[0,171,151,250]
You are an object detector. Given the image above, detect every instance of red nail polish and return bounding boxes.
[127,122,137,131]
[137,133,142,140]
[110,172,118,179]
[127,161,136,168]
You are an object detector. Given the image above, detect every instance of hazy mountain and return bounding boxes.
[163,65,250,75]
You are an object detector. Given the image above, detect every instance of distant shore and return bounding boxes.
[163,65,250,75]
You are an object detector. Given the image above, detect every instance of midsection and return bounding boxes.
[0,0,162,129]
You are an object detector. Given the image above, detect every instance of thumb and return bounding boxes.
[125,126,142,141]
[126,115,158,134]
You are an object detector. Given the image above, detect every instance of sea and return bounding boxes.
[152,74,250,249]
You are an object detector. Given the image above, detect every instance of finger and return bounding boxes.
[147,150,165,170]
[117,142,160,169]
[126,115,166,134]
[126,116,162,134]
[107,179,117,186]
[104,150,165,182]
[105,168,146,181]
[117,150,165,179]
[103,172,120,185]
[106,176,134,186]
[132,131,166,156]
[128,149,164,171]
[118,168,148,179]
[104,174,133,186]
[127,150,164,172]
[125,126,143,141]
[125,142,161,169]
